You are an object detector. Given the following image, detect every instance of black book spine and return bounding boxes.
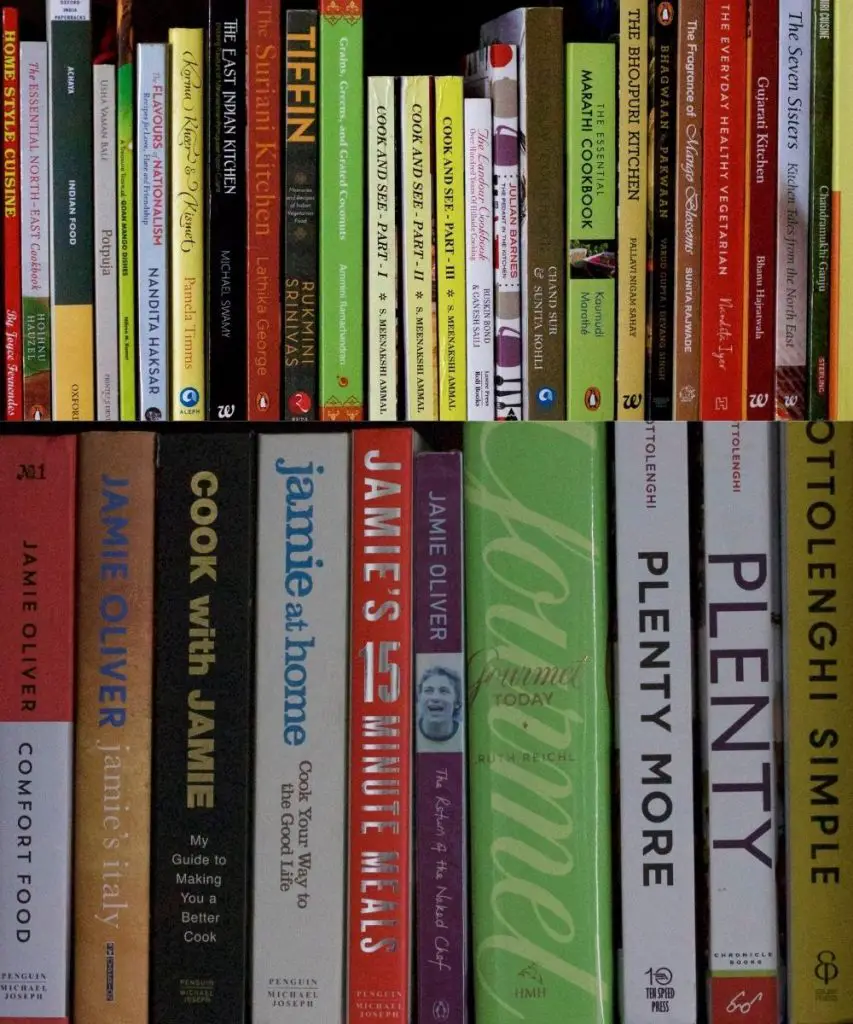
[151,433,254,1023]
[649,0,678,420]
[207,1,247,420]
[283,9,319,421]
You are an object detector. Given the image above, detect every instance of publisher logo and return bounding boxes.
[144,407,163,421]
[815,950,839,985]
[537,386,556,409]
[431,999,450,1021]
[179,387,200,409]
[584,386,601,411]
[256,392,270,412]
[657,2,674,25]
[289,391,313,416]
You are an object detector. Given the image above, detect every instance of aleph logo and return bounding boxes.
[179,387,200,409]
[537,386,556,409]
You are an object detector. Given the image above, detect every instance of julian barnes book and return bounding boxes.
[93,64,119,422]
[283,10,319,422]
[3,7,22,421]
[252,435,349,1022]
[151,434,253,1023]
[74,433,155,1024]
[464,422,612,1023]
[207,0,247,422]
[117,0,136,420]
[0,435,77,1023]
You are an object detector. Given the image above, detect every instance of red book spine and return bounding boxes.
[247,0,281,420]
[700,0,748,419]
[745,0,779,419]
[0,436,76,1024]
[347,428,414,1024]
[3,7,22,421]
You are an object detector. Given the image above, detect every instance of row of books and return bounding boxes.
[0,421,850,1024]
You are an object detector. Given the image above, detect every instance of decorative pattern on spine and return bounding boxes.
[117,0,136,419]
[3,7,22,420]
[93,64,119,421]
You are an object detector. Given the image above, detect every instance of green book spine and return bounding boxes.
[566,43,616,421]
[318,0,363,421]
[463,421,613,1024]
[118,0,137,420]
[807,0,833,420]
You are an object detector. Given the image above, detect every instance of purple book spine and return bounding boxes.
[414,451,468,1024]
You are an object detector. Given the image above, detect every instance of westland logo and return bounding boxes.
[179,387,200,408]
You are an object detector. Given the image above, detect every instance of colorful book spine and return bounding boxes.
[700,1,748,419]
[283,10,319,422]
[168,28,205,420]
[136,43,168,421]
[151,435,253,1024]
[414,451,467,1024]
[615,422,697,1024]
[481,8,565,420]
[19,41,51,421]
[463,97,494,421]
[435,76,466,421]
[701,422,780,1024]
[782,422,853,1022]
[208,0,247,421]
[566,42,616,422]
[3,8,22,421]
[807,0,833,420]
[48,0,94,421]
[93,64,119,422]
[831,0,850,418]
[464,422,612,1023]
[0,435,76,1024]
[319,0,363,421]
[347,428,414,1024]
[117,0,136,420]
[368,74,397,422]
[252,434,349,1021]
[775,1,811,419]
[746,0,779,420]
[674,1,703,421]
[73,432,155,1024]
[247,0,281,421]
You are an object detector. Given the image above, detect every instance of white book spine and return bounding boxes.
[252,435,349,1023]
[93,64,118,421]
[368,76,397,422]
[136,43,169,422]
[464,96,494,420]
[615,422,698,1024]
[701,422,781,1022]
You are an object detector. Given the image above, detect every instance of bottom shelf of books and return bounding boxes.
[0,420,850,1024]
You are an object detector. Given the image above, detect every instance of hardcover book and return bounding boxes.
[831,0,850,418]
[3,7,22,421]
[117,0,136,420]
[93,64,119,422]
[73,432,155,1024]
[0,435,77,1024]
[464,422,612,1023]
[151,434,254,1023]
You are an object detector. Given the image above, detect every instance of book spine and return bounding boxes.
[246,0,281,421]
[368,74,398,422]
[283,9,319,422]
[347,428,414,1024]
[807,0,833,420]
[831,0,848,418]
[464,97,494,421]
[48,0,94,421]
[775,0,811,419]
[673,1,703,421]
[3,9,22,421]
[615,422,697,1024]
[136,43,168,421]
[252,435,349,1022]
[19,41,51,421]
[117,0,136,420]
[151,434,253,1024]
[700,1,748,419]
[701,422,780,1024]
[435,76,466,421]
[746,0,779,420]
[93,65,119,422]
[73,433,155,1024]
[319,0,363,421]
[0,435,76,1024]
[414,452,467,1024]
[464,422,612,1023]
[208,0,247,422]
[566,42,616,422]
[168,28,205,420]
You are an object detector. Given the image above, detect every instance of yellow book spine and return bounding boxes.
[783,422,853,1022]
[831,0,849,419]
[53,307,95,419]
[435,76,466,421]
[617,1,647,421]
[401,75,438,420]
[169,29,205,420]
